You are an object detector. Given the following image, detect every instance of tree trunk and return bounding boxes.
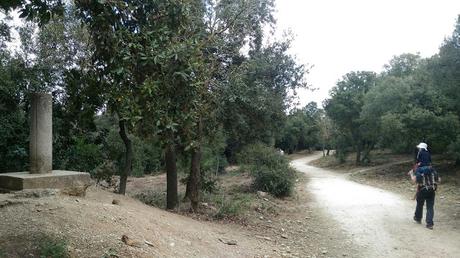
[361,142,374,164]
[118,120,133,195]
[326,149,330,156]
[355,147,362,165]
[187,147,202,211]
[165,142,178,210]
[185,120,203,212]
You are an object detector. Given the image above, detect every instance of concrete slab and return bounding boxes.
[0,171,91,196]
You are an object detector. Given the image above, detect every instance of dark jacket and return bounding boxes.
[417,149,431,167]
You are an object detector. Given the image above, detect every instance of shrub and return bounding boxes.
[200,175,219,193]
[91,160,116,183]
[237,143,289,169]
[65,137,104,173]
[238,143,296,197]
[251,165,296,197]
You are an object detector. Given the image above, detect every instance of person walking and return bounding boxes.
[409,142,440,229]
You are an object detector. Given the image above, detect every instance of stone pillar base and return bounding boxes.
[0,171,91,196]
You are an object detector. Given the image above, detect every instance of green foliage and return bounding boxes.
[251,165,296,197]
[324,71,377,164]
[448,136,460,164]
[276,102,321,153]
[65,137,104,173]
[238,143,296,197]
[237,143,289,169]
[39,238,68,258]
[219,38,307,161]
[360,53,460,154]
[100,117,163,177]
[200,175,219,194]
[91,161,117,183]
[101,248,119,258]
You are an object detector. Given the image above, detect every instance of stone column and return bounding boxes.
[29,93,52,174]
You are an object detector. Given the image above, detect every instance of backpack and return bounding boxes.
[416,166,437,192]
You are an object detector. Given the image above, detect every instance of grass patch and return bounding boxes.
[101,248,119,258]
[209,193,253,219]
[135,190,167,209]
[135,187,256,220]
[39,237,69,258]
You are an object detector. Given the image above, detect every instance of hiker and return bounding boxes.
[408,142,440,229]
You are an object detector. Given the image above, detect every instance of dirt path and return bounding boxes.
[291,153,460,258]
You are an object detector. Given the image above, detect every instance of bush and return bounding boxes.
[251,166,296,197]
[91,160,116,183]
[238,143,296,197]
[200,175,219,193]
[237,143,289,169]
[65,137,104,173]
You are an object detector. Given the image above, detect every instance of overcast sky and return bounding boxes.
[274,0,460,107]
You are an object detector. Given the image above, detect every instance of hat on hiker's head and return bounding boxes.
[417,142,428,150]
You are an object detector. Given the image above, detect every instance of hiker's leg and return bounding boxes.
[426,191,435,226]
[414,191,424,221]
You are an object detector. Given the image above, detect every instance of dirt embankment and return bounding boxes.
[0,163,359,258]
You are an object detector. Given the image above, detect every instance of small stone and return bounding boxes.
[169,242,175,247]
[112,199,120,205]
[144,240,155,247]
[322,250,328,255]
[281,234,288,239]
[256,235,272,241]
[257,191,268,198]
[121,235,142,248]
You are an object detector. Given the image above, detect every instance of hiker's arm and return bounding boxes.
[408,170,417,183]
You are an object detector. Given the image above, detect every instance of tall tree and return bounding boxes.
[325,71,376,164]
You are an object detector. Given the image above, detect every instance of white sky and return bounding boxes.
[274,0,460,107]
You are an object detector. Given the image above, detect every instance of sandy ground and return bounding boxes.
[0,153,362,258]
[293,153,460,258]
[0,186,279,258]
